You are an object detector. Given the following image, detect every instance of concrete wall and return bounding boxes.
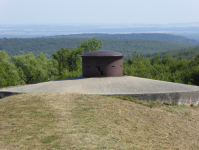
[108,91,199,106]
[0,92,19,99]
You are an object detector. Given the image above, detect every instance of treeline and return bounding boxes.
[124,51,199,85]
[1,38,199,88]
[48,33,199,45]
[0,52,59,87]
[0,38,102,87]
[0,37,193,57]
[143,46,199,60]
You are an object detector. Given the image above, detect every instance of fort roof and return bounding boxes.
[80,50,124,57]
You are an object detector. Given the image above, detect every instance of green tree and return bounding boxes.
[51,47,70,72]
[0,51,23,87]
[78,37,103,52]
[13,52,59,84]
[51,38,103,74]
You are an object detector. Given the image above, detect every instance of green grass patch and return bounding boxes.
[42,135,60,144]
[163,102,178,106]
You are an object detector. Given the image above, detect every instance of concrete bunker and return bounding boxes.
[80,50,124,77]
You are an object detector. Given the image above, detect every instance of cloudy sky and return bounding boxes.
[0,0,199,24]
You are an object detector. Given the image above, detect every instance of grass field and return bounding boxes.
[0,93,199,150]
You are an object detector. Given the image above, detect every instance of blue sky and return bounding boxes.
[0,0,199,24]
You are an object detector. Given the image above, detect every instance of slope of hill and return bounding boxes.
[174,33,199,42]
[143,46,199,60]
[0,38,193,57]
[0,93,199,149]
[47,33,199,45]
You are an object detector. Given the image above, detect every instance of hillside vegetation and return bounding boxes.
[0,93,199,149]
[143,46,199,60]
[48,33,199,45]
[0,38,193,57]
[102,39,192,55]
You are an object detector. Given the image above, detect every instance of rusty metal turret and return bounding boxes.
[80,50,124,77]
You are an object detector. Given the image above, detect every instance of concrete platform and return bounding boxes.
[1,76,199,105]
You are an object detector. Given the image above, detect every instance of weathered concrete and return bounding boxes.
[0,91,19,99]
[1,76,199,105]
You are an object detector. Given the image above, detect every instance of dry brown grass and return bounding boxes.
[0,93,199,150]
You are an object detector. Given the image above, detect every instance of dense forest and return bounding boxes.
[0,37,194,57]
[1,38,199,88]
[143,46,199,60]
[102,39,192,56]
[47,33,199,45]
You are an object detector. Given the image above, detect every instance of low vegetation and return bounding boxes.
[0,93,199,149]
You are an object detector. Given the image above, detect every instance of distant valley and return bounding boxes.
[1,23,199,40]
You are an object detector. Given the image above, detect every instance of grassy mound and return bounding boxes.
[0,93,199,149]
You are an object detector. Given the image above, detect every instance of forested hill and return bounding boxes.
[46,33,199,45]
[0,38,193,57]
[143,46,199,60]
